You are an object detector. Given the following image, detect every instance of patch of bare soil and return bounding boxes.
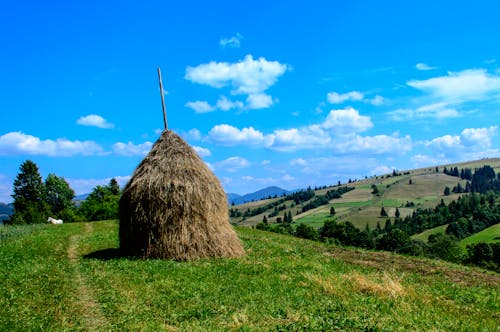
[67,223,107,329]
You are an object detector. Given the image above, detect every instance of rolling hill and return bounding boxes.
[227,186,290,205]
[230,158,500,232]
[0,220,498,330]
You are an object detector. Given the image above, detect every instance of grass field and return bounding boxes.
[461,223,500,246]
[1,220,499,331]
[411,224,450,242]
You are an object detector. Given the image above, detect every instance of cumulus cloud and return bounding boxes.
[112,141,153,156]
[327,91,364,104]
[246,93,274,109]
[214,156,250,172]
[220,33,243,48]
[185,54,287,110]
[216,96,244,111]
[322,107,373,133]
[77,114,114,128]
[416,63,437,71]
[185,100,215,113]
[271,125,331,151]
[0,131,104,156]
[423,126,498,158]
[408,69,500,102]
[208,124,271,146]
[193,146,211,157]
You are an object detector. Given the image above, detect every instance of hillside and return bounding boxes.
[230,158,500,230]
[0,220,498,331]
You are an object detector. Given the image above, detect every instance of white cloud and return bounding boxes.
[322,107,373,133]
[416,63,437,71]
[246,93,274,109]
[0,131,104,156]
[424,126,498,158]
[327,91,364,104]
[387,103,461,121]
[187,128,202,140]
[214,156,250,172]
[282,174,294,182]
[220,33,243,48]
[460,126,497,146]
[271,125,331,151]
[208,124,271,146]
[77,114,114,129]
[290,158,307,166]
[216,96,244,111]
[185,100,215,113]
[334,133,412,155]
[0,174,12,203]
[67,175,131,195]
[193,146,211,157]
[185,55,287,110]
[369,95,385,106]
[112,141,153,156]
[408,69,500,102]
[370,165,393,176]
[411,154,446,168]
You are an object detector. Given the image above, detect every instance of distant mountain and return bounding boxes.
[0,202,14,221]
[228,186,291,205]
[74,193,90,201]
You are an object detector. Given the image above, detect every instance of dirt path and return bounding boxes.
[67,222,107,330]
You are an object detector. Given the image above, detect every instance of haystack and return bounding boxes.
[119,130,245,260]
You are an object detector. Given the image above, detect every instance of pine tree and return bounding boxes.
[395,207,400,218]
[380,206,388,217]
[330,206,336,216]
[11,160,49,224]
[108,178,121,195]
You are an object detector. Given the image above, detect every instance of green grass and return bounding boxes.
[1,220,499,331]
[294,212,330,228]
[412,224,449,242]
[461,223,500,246]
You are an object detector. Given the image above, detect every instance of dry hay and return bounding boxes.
[119,130,244,260]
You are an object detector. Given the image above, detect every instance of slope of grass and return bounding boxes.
[461,223,500,246]
[412,224,449,242]
[1,220,499,331]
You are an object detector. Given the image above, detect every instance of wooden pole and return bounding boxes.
[157,67,168,130]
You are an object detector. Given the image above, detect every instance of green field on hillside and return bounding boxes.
[461,223,500,246]
[412,224,449,242]
[233,159,500,234]
[1,220,499,331]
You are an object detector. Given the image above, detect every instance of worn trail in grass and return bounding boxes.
[1,220,499,331]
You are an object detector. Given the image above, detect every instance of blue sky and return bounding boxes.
[1,1,500,202]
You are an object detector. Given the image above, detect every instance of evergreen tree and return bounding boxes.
[108,178,121,195]
[11,160,49,224]
[395,207,400,218]
[262,215,268,224]
[330,206,336,216]
[380,206,388,217]
[444,186,451,196]
[384,219,393,232]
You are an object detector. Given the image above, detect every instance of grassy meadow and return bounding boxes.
[1,220,499,331]
[461,223,500,246]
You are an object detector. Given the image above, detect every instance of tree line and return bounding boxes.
[255,165,500,272]
[6,160,121,225]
